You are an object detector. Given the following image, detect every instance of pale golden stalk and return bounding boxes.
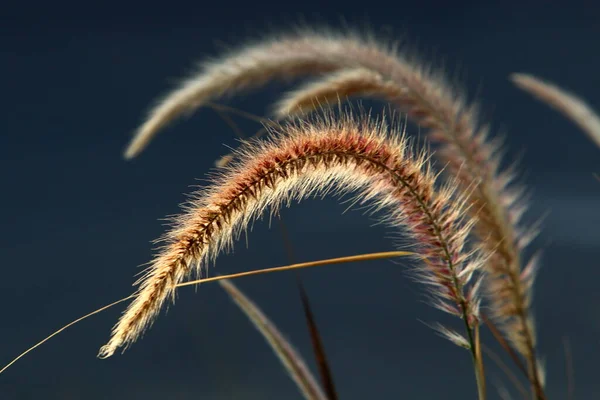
[511,72,600,149]
[219,279,327,400]
[101,115,486,382]
[0,251,409,376]
[177,251,414,288]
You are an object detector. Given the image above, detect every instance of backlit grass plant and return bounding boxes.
[3,28,599,400]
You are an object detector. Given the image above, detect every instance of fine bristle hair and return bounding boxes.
[101,112,486,358]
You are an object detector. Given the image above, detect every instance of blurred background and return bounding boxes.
[1,1,598,399]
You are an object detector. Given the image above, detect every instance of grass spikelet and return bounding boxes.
[219,279,328,400]
[273,68,406,117]
[100,113,485,374]
[511,72,600,149]
[296,280,339,400]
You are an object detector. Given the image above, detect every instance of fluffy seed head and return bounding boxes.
[102,114,486,357]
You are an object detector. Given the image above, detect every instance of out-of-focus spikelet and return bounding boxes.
[219,279,327,400]
[511,73,600,149]
[101,114,485,358]
[273,68,406,117]
[124,32,453,159]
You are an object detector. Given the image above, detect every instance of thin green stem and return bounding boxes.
[464,317,486,400]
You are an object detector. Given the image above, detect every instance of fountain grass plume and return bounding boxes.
[101,112,487,361]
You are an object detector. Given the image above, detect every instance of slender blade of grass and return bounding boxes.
[481,313,528,379]
[563,336,575,400]
[0,295,134,375]
[481,344,528,399]
[219,279,328,400]
[297,279,338,400]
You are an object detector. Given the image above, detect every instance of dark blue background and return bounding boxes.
[1,1,599,399]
